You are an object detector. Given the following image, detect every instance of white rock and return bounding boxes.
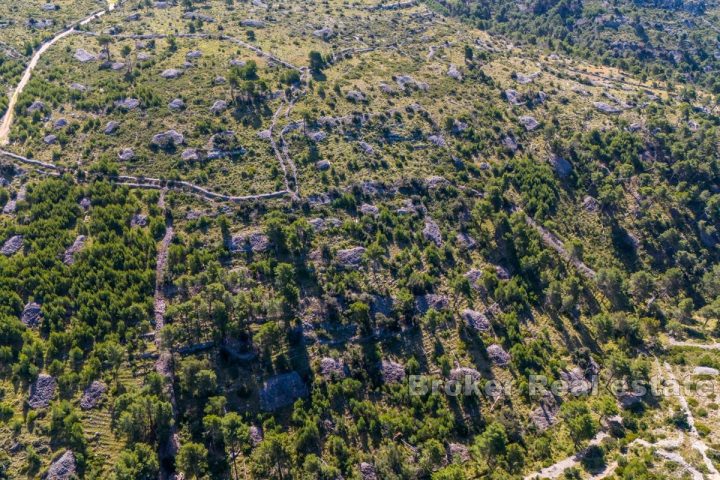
[151,130,184,148]
[160,68,183,79]
[210,100,228,114]
[519,116,539,131]
[74,49,96,62]
[118,148,135,161]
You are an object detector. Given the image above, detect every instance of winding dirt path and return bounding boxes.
[268,102,295,195]
[0,3,120,144]
[0,0,305,201]
[524,354,720,479]
[277,101,301,195]
[659,359,720,478]
[0,149,288,203]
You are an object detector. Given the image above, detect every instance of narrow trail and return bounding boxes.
[667,338,720,350]
[76,31,302,71]
[268,101,295,196]
[633,438,705,480]
[523,213,597,280]
[588,461,618,479]
[523,433,609,480]
[153,190,181,480]
[0,149,288,203]
[524,356,720,479]
[0,0,304,202]
[659,358,720,478]
[0,2,120,144]
[153,191,172,335]
[278,100,301,194]
[523,420,707,479]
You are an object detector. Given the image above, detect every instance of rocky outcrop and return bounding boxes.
[45,450,76,480]
[80,380,107,410]
[359,204,379,216]
[28,101,46,113]
[308,217,342,232]
[28,374,56,409]
[449,367,482,382]
[241,19,265,27]
[617,391,643,409]
[359,462,378,480]
[313,27,335,40]
[160,68,183,79]
[464,270,482,291]
[456,232,477,250]
[427,135,447,148]
[115,98,140,110]
[320,357,347,379]
[593,102,622,114]
[118,149,135,161]
[151,130,184,149]
[169,98,185,110]
[1,235,23,256]
[487,344,510,366]
[63,235,86,265]
[316,160,331,171]
[21,302,42,328]
[423,218,443,246]
[515,72,539,84]
[131,213,148,227]
[694,366,720,376]
[530,392,559,431]
[346,90,366,102]
[259,372,309,411]
[549,154,572,178]
[503,135,518,152]
[505,89,523,106]
[380,360,405,383]
[103,121,120,135]
[461,309,490,332]
[415,294,449,314]
[447,64,462,80]
[210,100,228,114]
[74,49,96,62]
[336,247,365,268]
[519,115,540,131]
[183,12,215,21]
[582,195,600,212]
[228,232,271,254]
[559,367,592,395]
[181,148,200,162]
[249,425,263,446]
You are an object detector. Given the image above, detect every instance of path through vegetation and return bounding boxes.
[153,190,181,480]
[0,2,120,144]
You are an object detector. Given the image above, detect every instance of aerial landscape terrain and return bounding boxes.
[0,0,720,478]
